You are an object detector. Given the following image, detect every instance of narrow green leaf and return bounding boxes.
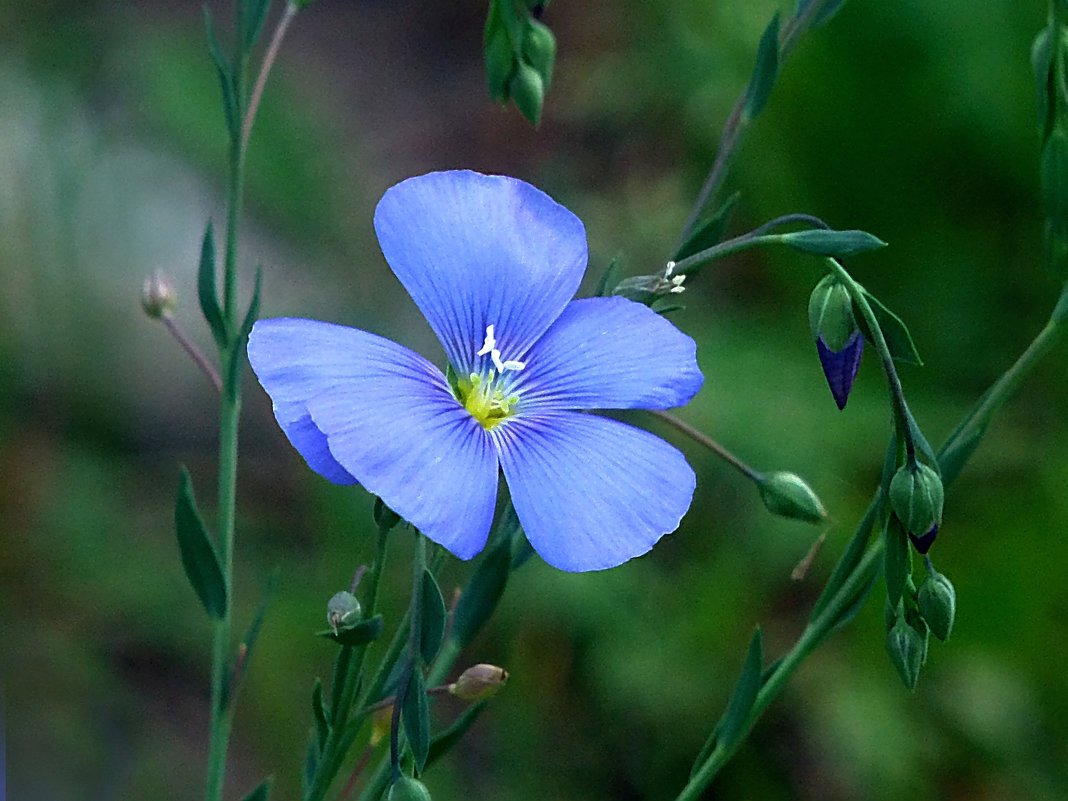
[810,496,883,621]
[426,701,488,768]
[197,223,227,347]
[483,0,516,102]
[402,669,431,773]
[812,0,848,28]
[857,290,923,366]
[938,421,987,487]
[779,229,887,258]
[224,570,278,709]
[715,628,764,749]
[673,192,741,262]
[203,7,239,142]
[312,679,330,751]
[317,614,384,647]
[905,411,940,477]
[744,13,780,119]
[302,736,318,800]
[593,257,622,297]
[242,0,272,50]
[175,467,227,619]
[239,777,272,801]
[419,571,447,664]
[884,517,909,610]
[238,265,263,342]
[451,537,512,648]
[827,570,879,635]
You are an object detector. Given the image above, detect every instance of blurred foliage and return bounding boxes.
[2,1,1067,800]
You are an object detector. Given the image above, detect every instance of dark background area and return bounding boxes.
[2,1,1067,799]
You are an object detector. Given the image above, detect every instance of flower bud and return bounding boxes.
[808,275,863,410]
[886,617,925,690]
[509,61,545,126]
[889,463,944,552]
[327,590,362,633]
[141,271,177,319]
[387,776,432,801]
[450,663,509,701]
[757,471,827,524]
[917,569,956,642]
[522,19,556,86]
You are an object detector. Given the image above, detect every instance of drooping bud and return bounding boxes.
[757,471,828,524]
[809,275,863,409]
[326,591,362,633]
[886,617,925,690]
[386,776,432,801]
[889,462,944,552]
[917,568,956,641]
[509,61,545,126]
[522,19,556,88]
[450,663,509,701]
[141,271,178,319]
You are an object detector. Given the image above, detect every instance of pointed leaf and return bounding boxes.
[402,669,431,773]
[593,257,622,298]
[812,0,848,27]
[779,229,887,258]
[744,13,780,119]
[203,7,239,142]
[242,0,272,50]
[857,290,923,366]
[312,678,330,751]
[175,467,227,619]
[419,570,447,664]
[239,264,264,342]
[317,614,384,647]
[451,537,512,648]
[715,628,764,749]
[197,223,227,347]
[239,778,272,801]
[673,192,741,262]
[224,570,278,709]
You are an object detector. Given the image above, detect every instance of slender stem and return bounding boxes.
[161,313,222,391]
[242,1,299,151]
[651,411,762,482]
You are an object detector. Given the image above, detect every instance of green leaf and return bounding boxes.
[302,736,318,799]
[780,229,887,258]
[483,0,516,102]
[593,256,622,297]
[239,778,272,801]
[857,290,923,366]
[426,701,487,768]
[938,420,987,487]
[716,628,764,749]
[242,0,272,50]
[451,537,512,648]
[224,570,278,709]
[884,517,909,610]
[317,615,384,647]
[812,0,848,28]
[239,265,263,342]
[175,467,227,619]
[204,7,239,142]
[744,13,780,119]
[197,223,227,348]
[673,192,740,262]
[810,494,883,621]
[312,678,330,751]
[419,570,447,664]
[402,669,431,773]
[827,570,879,635]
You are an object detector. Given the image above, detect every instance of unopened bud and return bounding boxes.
[757,471,827,524]
[141,272,177,319]
[450,663,509,701]
[387,776,432,801]
[889,463,944,551]
[509,61,545,126]
[522,19,556,85]
[917,569,956,642]
[886,617,926,690]
[327,591,362,633]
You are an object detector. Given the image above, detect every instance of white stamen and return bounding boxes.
[500,359,526,371]
[476,325,496,356]
[669,274,686,294]
[478,323,526,374]
[664,260,677,278]
[490,349,505,374]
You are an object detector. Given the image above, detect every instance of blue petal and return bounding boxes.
[816,331,864,410]
[273,401,358,484]
[511,297,703,411]
[491,411,695,571]
[249,318,499,558]
[374,171,587,373]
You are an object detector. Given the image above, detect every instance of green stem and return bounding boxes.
[650,410,762,483]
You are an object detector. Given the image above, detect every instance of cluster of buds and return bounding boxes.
[484,0,556,125]
[808,274,863,409]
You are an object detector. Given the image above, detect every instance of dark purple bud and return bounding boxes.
[816,330,864,410]
[908,524,939,554]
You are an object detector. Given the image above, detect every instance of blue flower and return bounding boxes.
[248,170,703,572]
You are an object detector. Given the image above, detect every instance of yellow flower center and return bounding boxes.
[456,324,526,430]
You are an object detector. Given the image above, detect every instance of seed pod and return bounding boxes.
[387,776,432,801]
[889,463,944,551]
[917,569,956,641]
[450,663,509,701]
[757,471,827,524]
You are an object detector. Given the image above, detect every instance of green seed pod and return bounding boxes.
[522,19,556,87]
[450,663,509,701]
[509,61,545,126]
[757,471,827,524]
[387,777,432,801]
[917,569,956,642]
[889,462,944,543]
[808,274,857,351]
[886,617,925,690]
[327,591,362,633]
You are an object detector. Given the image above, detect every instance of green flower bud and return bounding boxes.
[808,274,856,351]
[509,61,545,126]
[327,591,362,633]
[450,663,509,701]
[141,271,178,319]
[889,462,944,548]
[757,471,827,524]
[917,569,956,642]
[387,777,432,801]
[886,617,925,690]
[522,19,556,87]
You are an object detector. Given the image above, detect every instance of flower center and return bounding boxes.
[456,325,526,429]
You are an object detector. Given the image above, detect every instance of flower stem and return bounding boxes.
[242,1,299,151]
[161,313,222,392]
[651,410,762,483]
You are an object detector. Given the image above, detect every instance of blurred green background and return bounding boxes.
[3,0,1067,799]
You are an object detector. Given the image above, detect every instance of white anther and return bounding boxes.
[664,260,677,278]
[669,274,686,294]
[478,323,526,373]
[476,325,496,356]
[500,359,526,371]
